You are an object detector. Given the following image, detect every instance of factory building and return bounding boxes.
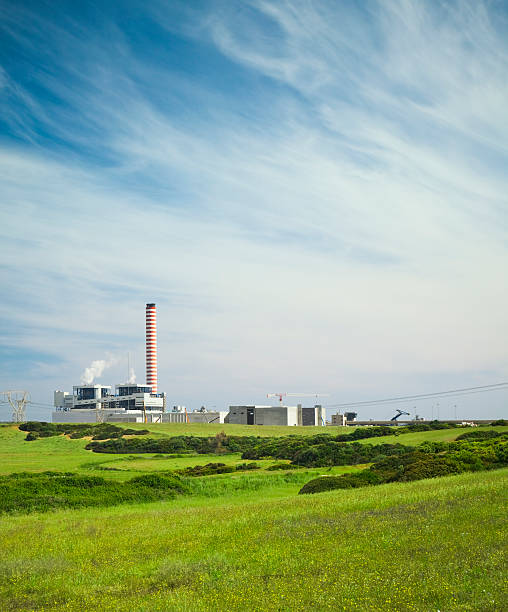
[52,303,166,423]
[227,404,325,427]
[53,383,166,423]
[331,413,348,426]
[162,407,229,424]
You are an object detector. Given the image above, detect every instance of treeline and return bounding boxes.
[86,431,263,454]
[19,422,149,441]
[86,433,418,468]
[84,424,508,466]
[82,424,444,455]
[175,462,260,477]
[85,432,411,464]
[299,433,508,494]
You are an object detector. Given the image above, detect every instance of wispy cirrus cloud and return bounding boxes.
[0,0,507,419]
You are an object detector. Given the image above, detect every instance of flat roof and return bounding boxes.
[116,383,151,387]
[73,384,112,388]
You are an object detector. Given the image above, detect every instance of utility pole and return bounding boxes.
[96,398,105,423]
[0,390,31,422]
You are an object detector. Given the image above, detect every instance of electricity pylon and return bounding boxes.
[0,390,31,422]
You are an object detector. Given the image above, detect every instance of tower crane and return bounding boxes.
[266,393,330,405]
[266,393,286,405]
[266,393,330,425]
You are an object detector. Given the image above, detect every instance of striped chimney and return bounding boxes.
[146,303,157,394]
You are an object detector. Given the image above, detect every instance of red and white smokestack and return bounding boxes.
[146,303,157,394]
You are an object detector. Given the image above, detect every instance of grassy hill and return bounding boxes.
[0,422,353,478]
[3,422,506,476]
[0,422,506,610]
[0,468,506,611]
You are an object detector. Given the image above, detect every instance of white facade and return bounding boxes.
[228,405,324,426]
[162,410,228,424]
[51,409,164,424]
[52,383,166,423]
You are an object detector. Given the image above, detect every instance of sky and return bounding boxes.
[1,0,507,421]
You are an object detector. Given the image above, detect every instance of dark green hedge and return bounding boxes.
[299,435,508,494]
[85,432,264,455]
[19,422,149,441]
[455,430,504,441]
[0,471,187,514]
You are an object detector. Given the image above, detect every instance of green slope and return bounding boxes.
[0,469,506,611]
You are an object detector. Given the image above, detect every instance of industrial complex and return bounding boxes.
[52,303,325,426]
[51,303,496,427]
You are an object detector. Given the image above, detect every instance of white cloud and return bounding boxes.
[0,0,507,418]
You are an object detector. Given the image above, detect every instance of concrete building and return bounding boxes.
[227,404,325,427]
[52,383,166,423]
[331,413,347,426]
[161,407,228,424]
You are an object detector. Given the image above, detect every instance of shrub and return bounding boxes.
[299,476,354,495]
[19,422,151,442]
[235,463,260,471]
[396,457,461,481]
[298,470,384,494]
[0,471,189,514]
[455,430,504,441]
[129,473,187,493]
[266,463,301,471]
[175,463,236,477]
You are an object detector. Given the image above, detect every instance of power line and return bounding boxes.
[6,381,508,413]
[0,390,31,422]
[325,382,508,409]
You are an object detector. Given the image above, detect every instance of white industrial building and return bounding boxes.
[53,386,229,425]
[53,383,166,423]
[53,302,169,423]
[162,406,229,424]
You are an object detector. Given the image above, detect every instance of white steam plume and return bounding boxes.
[128,367,136,384]
[80,357,116,384]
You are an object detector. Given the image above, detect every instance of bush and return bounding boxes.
[175,463,236,477]
[129,473,187,493]
[235,463,260,471]
[299,476,354,495]
[0,471,189,514]
[292,441,412,468]
[396,457,461,481]
[455,430,504,441]
[19,422,152,442]
[298,470,384,494]
[266,463,302,471]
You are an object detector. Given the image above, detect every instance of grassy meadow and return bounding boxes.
[0,422,507,611]
[0,423,358,480]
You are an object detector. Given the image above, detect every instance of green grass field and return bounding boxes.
[0,470,506,611]
[0,423,506,611]
[0,424,361,480]
[2,423,505,478]
[102,421,343,437]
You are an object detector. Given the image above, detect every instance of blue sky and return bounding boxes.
[1,0,507,420]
